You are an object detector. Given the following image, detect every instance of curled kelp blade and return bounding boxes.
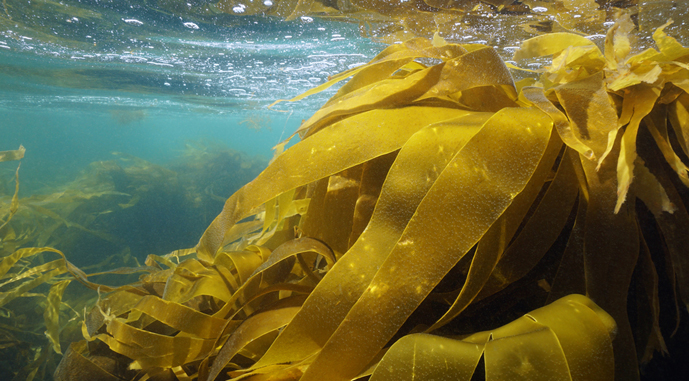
[370,294,615,381]
[297,107,552,381]
[513,15,689,216]
[296,44,515,138]
[269,38,466,113]
[211,237,333,321]
[203,296,306,381]
[427,127,564,332]
[253,111,489,369]
[197,106,468,261]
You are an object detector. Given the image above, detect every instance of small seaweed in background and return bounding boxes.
[0,140,267,380]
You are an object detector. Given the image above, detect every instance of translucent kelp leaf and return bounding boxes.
[644,104,689,188]
[329,39,468,101]
[298,108,552,381]
[487,324,571,381]
[93,318,216,369]
[580,141,641,380]
[0,145,25,162]
[161,258,234,304]
[299,167,363,255]
[347,152,397,248]
[527,294,615,380]
[615,86,660,213]
[428,127,564,332]
[604,14,634,70]
[606,64,662,92]
[197,106,465,261]
[417,46,517,102]
[212,237,332,321]
[478,146,579,299]
[296,64,446,136]
[371,295,615,381]
[297,45,511,138]
[204,297,304,381]
[513,33,597,62]
[127,295,227,339]
[85,289,145,338]
[369,334,482,381]
[0,268,63,308]
[652,20,689,61]
[546,170,588,304]
[554,72,619,162]
[522,86,595,160]
[0,163,20,231]
[640,145,689,311]
[44,280,71,354]
[253,112,486,369]
[0,259,64,288]
[214,247,268,287]
[0,247,61,279]
[270,38,461,113]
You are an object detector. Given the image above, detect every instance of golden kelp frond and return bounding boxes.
[370,295,616,381]
[54,237,334,380]
[512,14,689,212]
[0,145,25,162]
[193,19,689,381]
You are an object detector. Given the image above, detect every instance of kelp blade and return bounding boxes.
[370,294,615,381]
[254,112,489,368]
[299,107,553,381]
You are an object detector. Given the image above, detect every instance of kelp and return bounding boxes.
[212,0,649,41]
[45,14,689,381]
[369,294,617,381]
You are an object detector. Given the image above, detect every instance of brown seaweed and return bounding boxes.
[43,14,689,381]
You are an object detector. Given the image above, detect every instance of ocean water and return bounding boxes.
[0,7,386,195]
[0,2,392,265]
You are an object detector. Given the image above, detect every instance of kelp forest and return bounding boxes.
[2,0,689,380]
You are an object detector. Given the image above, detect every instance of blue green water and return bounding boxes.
[0,1,394,269]
[0,3,385,195]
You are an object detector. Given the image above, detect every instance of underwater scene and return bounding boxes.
[1,0,689,380]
